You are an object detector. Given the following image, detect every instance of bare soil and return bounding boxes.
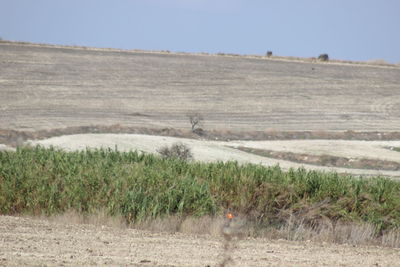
[0,215,399,267]
[1,42,400,133]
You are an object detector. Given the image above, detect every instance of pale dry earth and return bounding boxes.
[28,133,400,177]
[228,140,400,162]
[1,41,400,132]
[0,215,399,267]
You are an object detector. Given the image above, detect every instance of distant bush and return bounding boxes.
[157,142,193,161]
[266,51,273,57]
[318,54,329,61]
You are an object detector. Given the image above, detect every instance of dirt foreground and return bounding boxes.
[0,215,398,267]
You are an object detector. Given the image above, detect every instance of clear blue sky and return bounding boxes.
[1,0,400,63]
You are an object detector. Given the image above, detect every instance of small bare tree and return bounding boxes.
[188,113,203,132]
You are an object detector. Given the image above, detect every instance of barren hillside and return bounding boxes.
[1,41,400,133]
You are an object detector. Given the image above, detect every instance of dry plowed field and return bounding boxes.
[1,41,400,132]
[1,215,399,267]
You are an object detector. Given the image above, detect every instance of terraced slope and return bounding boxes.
[1,41,399,133]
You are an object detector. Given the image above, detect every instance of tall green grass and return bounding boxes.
[1,146,399,233]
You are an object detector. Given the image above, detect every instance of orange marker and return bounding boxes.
[226,213,234,219]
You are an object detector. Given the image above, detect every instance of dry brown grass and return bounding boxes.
[39,209,127,229]
[180,216,225,237]
[253,221,400,248]
[133,215,183,233]
[366,59,391,65]
[37,211,399,248]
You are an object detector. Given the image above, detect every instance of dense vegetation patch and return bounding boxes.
[1,147,399,234]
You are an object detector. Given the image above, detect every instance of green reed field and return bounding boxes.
[1,146,399,234]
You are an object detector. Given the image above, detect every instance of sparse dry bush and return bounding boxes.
[44,209,126,228]
[134,215,183,233]
[382,229,400,247]
[157,142,193,161]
